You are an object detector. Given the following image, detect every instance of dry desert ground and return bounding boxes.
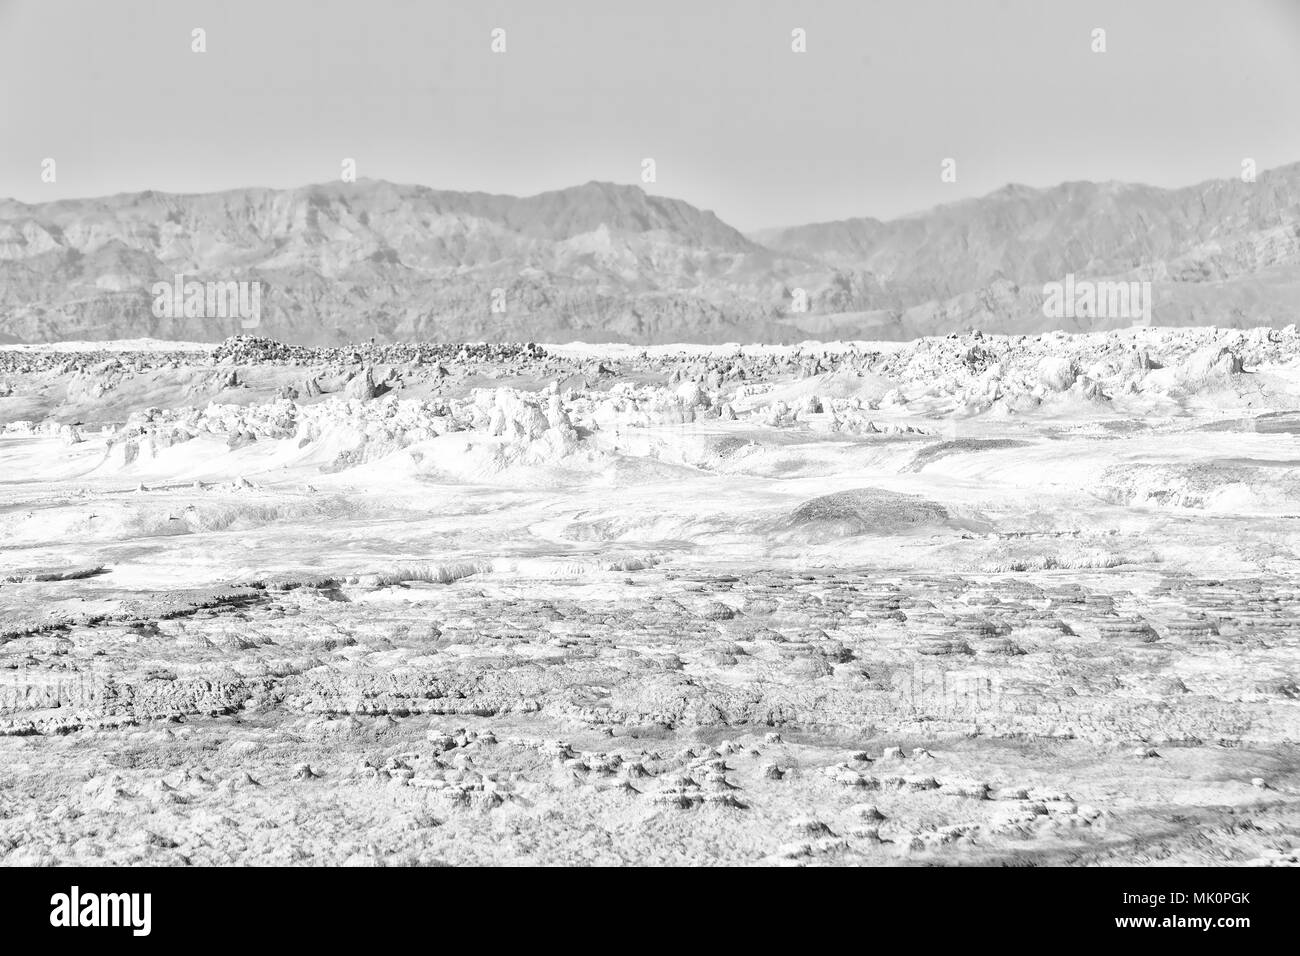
[2,327,1299,865]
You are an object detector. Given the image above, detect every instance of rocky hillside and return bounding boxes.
[2,164,1299,344]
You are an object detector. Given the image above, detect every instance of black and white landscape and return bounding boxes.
[2,1,1300,868]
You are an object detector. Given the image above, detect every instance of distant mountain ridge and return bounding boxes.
[2,164,1299,345]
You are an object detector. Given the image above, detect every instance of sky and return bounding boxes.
[3,0,1300,230]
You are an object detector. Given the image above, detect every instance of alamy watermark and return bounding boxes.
[1042,274,1152,325]
[50,886,151,936]
[892,663,1003,717]
[151,273,262,328]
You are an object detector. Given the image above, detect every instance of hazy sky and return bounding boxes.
[3,0,1300,230]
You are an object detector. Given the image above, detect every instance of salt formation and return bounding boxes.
[1,326,1300,866]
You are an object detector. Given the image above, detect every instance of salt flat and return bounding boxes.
[1,328,1298,865]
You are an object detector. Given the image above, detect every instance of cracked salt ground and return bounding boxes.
[3,329,1300,864]
[1,566,1299,864]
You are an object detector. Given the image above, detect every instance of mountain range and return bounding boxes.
[2,163,1299,345]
